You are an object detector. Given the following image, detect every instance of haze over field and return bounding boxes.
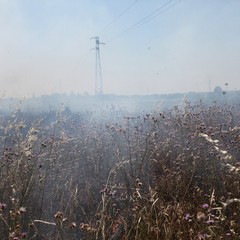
[1,0,240,97]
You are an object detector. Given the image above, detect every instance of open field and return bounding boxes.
[0,98,240,239]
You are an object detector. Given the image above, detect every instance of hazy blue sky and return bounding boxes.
[0,0,240,97]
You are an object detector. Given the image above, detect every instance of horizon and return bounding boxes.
[1,87,238,100]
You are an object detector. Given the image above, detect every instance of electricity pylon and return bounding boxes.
[91,36,105,95]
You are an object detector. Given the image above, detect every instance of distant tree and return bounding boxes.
[225,82,229,92]
[213,86,223,95]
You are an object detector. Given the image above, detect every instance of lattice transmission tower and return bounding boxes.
[91,36,105,95]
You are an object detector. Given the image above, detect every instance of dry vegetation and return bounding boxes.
[0,100,240,240]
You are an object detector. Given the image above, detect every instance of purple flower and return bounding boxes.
[184,213,190,220]
[206,219,214,224]
[0,203,6,210]
[202,203,209,209]
[198,233,209,239]
[21,232,27,239]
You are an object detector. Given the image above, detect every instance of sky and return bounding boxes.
[0,0,240,97]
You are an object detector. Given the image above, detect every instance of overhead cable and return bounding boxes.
[107,0,180,42]
[99,0,139,34]
[122,0,180,35]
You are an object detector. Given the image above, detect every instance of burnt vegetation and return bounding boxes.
[0,99,240,240]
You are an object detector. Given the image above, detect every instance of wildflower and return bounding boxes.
[0,202,6,210]
[109,190,116,198]
[80,223,89,230]
[197,211,206,221]
[184,213,190,220]
[202,203,209,209]
[135,178,140,183]
[29,223,34,228]
[198,233,210,239]
[99,187,108,194]
[54,211,64,219]
[21,232,27,239]
[206,219,214,224]
[137,182,143,187]
[19,207,26,213]
[69,222,77,229]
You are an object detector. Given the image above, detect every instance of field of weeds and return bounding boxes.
[0,100,240,240]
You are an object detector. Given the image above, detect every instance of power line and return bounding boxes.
[107,0,180,42]
[114,0,176,38]
[124,0,181,34]
[99,0,139,34]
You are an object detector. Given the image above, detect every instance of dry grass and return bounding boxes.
[0,101,240,239]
